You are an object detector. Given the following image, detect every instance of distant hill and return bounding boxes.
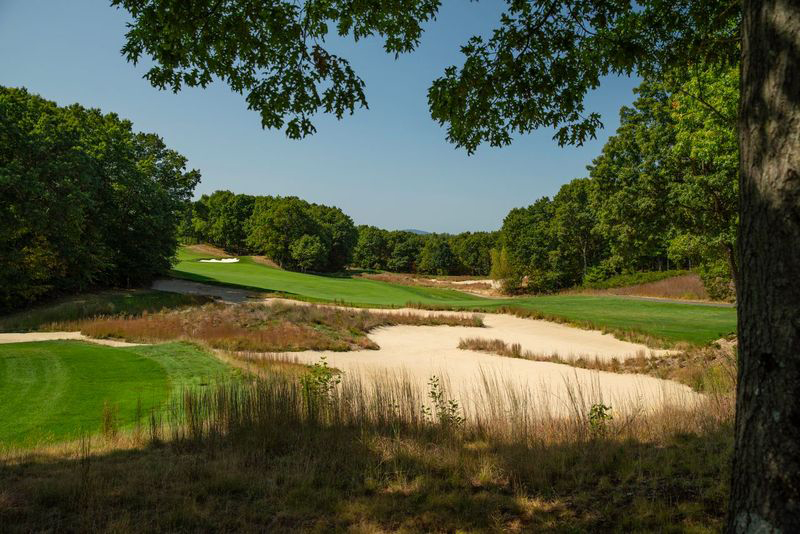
[402,229,430,235]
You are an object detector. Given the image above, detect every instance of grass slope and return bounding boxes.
[0,341,234,446]
[172,248,736,345]
[0,290,210,333]
[173,254,479,307]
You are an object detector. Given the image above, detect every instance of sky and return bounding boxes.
[0,1,640,233]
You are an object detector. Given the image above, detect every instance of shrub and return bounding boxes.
[698,261,736,301]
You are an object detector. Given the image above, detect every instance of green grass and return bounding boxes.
[172,248,737,345]
[173,251,480,307]
[0,341,235,447]
[0,362,733,532]
[0,290,211,332]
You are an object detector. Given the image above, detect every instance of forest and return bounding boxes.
[0,87,199,312]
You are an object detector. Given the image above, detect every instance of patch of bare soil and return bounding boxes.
[184,243,230,257]
[250,255,280,268]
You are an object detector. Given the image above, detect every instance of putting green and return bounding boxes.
[172,247,737,345]
[0,341,235,446]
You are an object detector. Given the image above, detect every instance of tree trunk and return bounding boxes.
[728,0,800,531]
[725,242,739,291]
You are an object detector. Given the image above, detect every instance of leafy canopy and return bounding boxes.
[115,0,739,151]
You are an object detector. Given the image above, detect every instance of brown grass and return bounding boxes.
[249,255,281,268]
[574,273,711,301]
[183,243,230,257]
[0,359,734,532]
[458,336,737,394]
[76,301,483,352]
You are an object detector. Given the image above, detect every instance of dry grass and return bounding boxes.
[74,301,483,352]
[183,243,230,257]
[250,255,281,268]
[458,336,737,394]
[0,358,734,532]
[574,273,711,301]
[408,301,680,349]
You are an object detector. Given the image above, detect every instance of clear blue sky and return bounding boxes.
[0,0,639,233]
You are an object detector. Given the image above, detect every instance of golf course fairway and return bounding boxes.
[0,341,236,446]
[172,248,737,345]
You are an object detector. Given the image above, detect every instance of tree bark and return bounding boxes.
[728,0,800,531]
[725,242,739,291]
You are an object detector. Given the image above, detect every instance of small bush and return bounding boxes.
[698,261,736,301]
[588,403,613,438]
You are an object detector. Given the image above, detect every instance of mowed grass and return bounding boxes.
[0,341,235,447]
[172,247,737,345]
[172,252,480,307]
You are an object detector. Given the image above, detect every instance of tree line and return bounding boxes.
[180,192,358,272]
[0,87,199,312]
[180,190,498,276]
[491,67,738,300]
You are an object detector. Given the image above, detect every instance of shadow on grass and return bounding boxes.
[167,270,303,298]
[0,422,731,532]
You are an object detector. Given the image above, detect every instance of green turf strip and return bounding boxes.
[172,249,737,345]
[0,341,234,447]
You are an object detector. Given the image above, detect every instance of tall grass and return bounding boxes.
[582,270,693,290]
[458,336,737,394]
[76,301,483,352]
[0,359,734,531]
[575,273,711,301]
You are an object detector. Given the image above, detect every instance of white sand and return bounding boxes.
[286,324,698,415]
[0,332,142,347]
[152,279,695,413]
[199,258,239,263]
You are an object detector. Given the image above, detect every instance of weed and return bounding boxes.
[421,376,464,429]
[588,403,613,438]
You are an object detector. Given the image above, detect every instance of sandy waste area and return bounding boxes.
[0,279,700,418]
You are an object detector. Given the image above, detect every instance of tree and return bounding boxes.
[386,234,424,273]
[247,197,320,268]
[290,235,326,272]
[352,226,389,270]
[588,81,676,273]
[668,66,739,296]
[417,235,457,275]
[450,232,497,275]
[0,86,198,310]
[116,1,800,528]
[309,203,358,271]
[551,178,601,283]
[498,198,559,292]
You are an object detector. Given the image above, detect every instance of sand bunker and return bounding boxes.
[286,325,697,416]
[199,258,239,263]
[0,332,142,347]
[152,279,695,414]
